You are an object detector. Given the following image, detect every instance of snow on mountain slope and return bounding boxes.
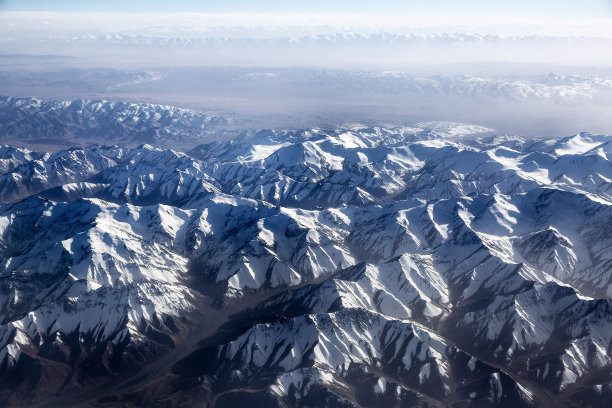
[1,124,612,407]
[37,145,222,208]
[0,145,130,203]
[0,146,44,176]
[0,96,235,149]
[205,309,532,407]
[0,197,205,407]
[188,203,355,294]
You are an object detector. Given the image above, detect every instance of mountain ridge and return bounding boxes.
[0,123,611,407]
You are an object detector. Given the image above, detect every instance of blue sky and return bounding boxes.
[1,0,612,19]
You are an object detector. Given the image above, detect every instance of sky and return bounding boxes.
[1,0,612,19]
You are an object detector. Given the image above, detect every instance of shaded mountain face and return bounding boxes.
[1,124,612,407]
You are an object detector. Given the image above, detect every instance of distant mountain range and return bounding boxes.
[0,96,236,150]
[2,73,611,153]
[47,32,612,47]
[1,123,612,407]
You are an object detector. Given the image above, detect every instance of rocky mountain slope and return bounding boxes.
[0,124,611,407]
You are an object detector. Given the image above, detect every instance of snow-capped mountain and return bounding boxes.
[0,96,235,150]
[236,71,612,102]
[48,32,612,50]
[1,124,612,407]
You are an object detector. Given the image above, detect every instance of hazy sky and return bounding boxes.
[2,0,612,19]
[2,0,612,68]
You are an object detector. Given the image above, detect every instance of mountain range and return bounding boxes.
[0,96,236,150]
[0,123,611,407]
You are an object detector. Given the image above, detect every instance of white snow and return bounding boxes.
[374,377,387,394]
